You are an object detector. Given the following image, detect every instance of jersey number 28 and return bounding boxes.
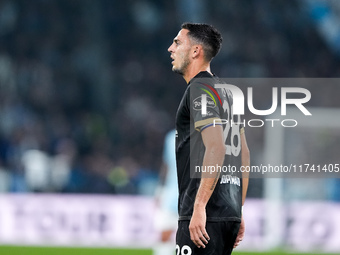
[222,99,241,157]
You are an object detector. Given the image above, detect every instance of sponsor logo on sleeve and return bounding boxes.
[193,95,216,111]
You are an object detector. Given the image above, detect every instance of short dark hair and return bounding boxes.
[181,22,222,61]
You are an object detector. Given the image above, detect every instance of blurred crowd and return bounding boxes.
[0,0,339,196]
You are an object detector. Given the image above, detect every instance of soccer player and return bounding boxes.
[168,23,250,254]
[154,129,178,255]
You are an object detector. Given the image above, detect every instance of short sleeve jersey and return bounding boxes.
[175,71,244,222]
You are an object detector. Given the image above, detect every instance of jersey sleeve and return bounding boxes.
[189,82,223,131]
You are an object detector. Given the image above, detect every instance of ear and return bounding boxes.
[192,45,203,59]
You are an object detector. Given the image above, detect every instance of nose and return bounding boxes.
[168,43,174,53]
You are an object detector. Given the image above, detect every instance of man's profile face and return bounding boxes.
[168,29,192,75]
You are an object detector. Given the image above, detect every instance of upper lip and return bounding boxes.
[170,55,175,60]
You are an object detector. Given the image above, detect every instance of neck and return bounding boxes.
[183,62,212,84]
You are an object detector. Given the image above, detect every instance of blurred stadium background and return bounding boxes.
[1,0,340,254]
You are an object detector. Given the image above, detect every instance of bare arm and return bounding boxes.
[189,125,226,248]
[234,131,250,248]
[241,131,250,205]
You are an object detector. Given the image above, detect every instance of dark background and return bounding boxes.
[0,0,339,196]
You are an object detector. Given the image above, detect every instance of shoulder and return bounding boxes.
[188,79,216,98]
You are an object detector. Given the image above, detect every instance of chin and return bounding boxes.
[172,67,183,75]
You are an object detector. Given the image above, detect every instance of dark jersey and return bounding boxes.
[175,71,244,222]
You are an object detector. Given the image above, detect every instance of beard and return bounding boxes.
[172,54,190,75]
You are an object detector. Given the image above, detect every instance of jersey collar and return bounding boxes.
[188,71,214,85]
